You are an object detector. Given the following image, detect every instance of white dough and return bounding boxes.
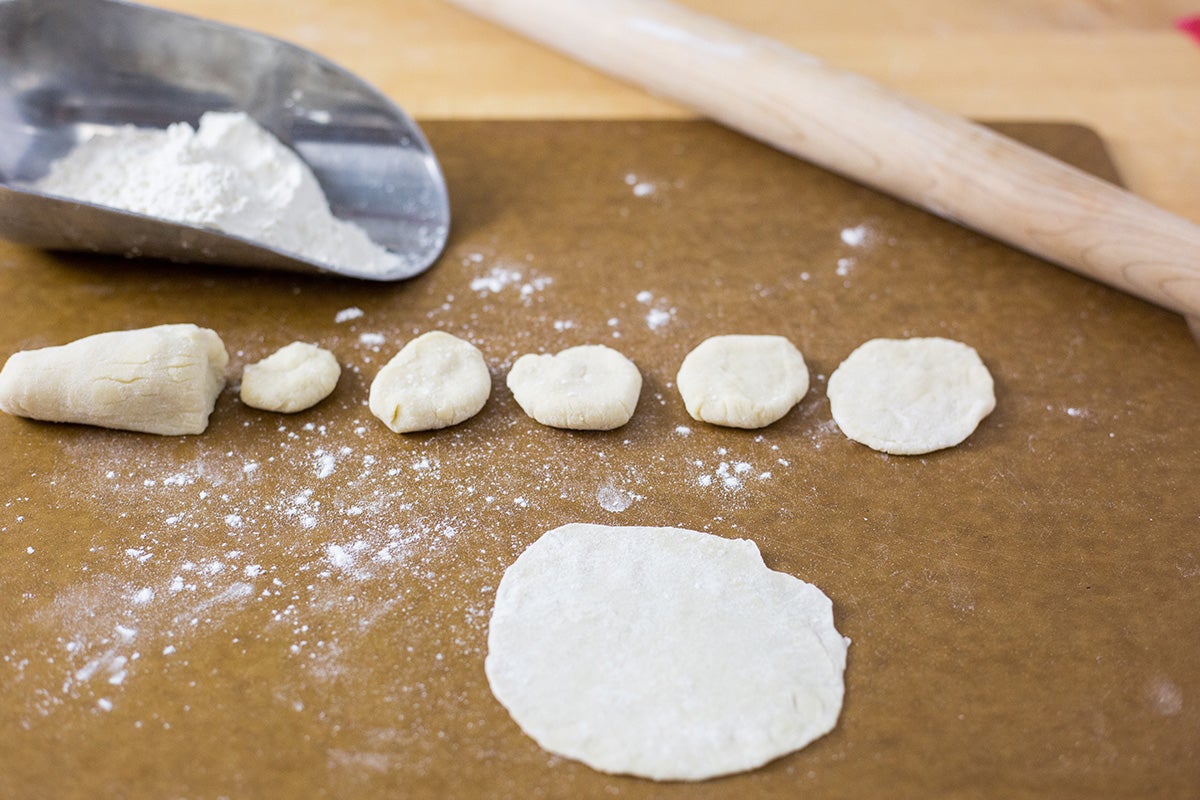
[506,345,641,430]
[676,334,809,428]
[0,323,227,435]
[240,341,339,413]
[368,331,490,432]
[827,336,995,455]
[486,523,850,781]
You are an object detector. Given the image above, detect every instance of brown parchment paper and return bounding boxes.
[0,121,1197,799]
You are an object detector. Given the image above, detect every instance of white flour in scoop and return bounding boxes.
[34,111,402,276]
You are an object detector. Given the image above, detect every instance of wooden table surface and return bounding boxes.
[150,0,1200,225]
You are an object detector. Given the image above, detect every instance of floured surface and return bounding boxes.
[486,523,848,781]
[0,122,1198,799]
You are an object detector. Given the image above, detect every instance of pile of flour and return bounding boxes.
[34,111,401,276]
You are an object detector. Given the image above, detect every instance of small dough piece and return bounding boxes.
[827,336,995,455]
[506,345,641,430]
[486,523,850,781]
[0,323,227,435]
[240,342,339,413]
[368,331,490,432]
[676,334,809,428]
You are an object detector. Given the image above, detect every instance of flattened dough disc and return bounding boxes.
[486,523,850,781]
[827,337,995,455]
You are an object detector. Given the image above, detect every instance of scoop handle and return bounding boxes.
[448,0,1200,321]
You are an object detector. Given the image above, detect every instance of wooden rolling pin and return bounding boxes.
[447,0,1200,327]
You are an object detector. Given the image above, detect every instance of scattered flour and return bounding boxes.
[7,402,700,728]
[840,225,870,247]
[470,266,523,294]
[469,263,553,304]
[624,173,656,197]
[636,291,676,331]
[314,451,337,479]
[690,443,781,493]
[0,298,824,762]
[646,308,674,330]
[597,484,636,513]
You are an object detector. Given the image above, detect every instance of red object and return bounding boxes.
[1177,15,1200,44]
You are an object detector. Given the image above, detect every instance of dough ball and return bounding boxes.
[827,336,995,455]
[486,523,850,781]
[0,323,227,435]
[240,342,339,413]
[506,345,641,430]
[368,331,490,433]
[676,334,809,428]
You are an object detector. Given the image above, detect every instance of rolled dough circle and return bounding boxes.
[240,341,340,413]
[506,345,641,430]
[676,334,809,428]
[368,331,491,432]
[827,336,995,455]
[486,523,850,781]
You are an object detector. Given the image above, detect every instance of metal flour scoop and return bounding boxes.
[0,0,450,280]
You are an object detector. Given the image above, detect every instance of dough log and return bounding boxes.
[0,323,228,435]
